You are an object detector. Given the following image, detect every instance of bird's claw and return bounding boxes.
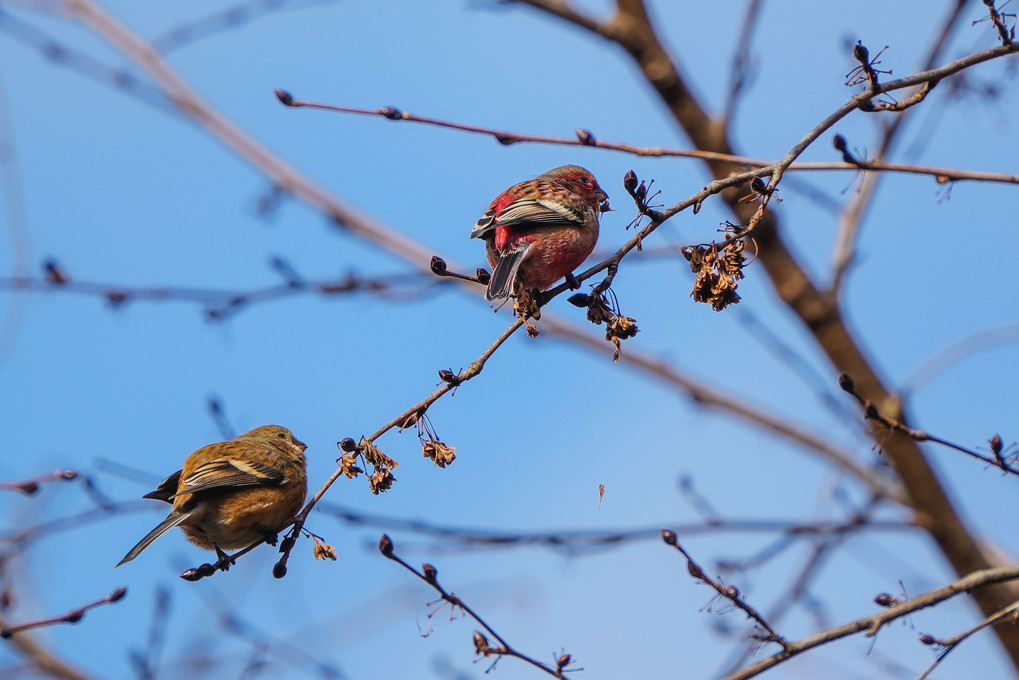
[215,547,236,571]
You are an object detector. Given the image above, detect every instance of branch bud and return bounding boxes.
[422,563,438,583]
[575,129,596,146]
[623,170,638,194]
[853,41,869,65]
[568,293,592,308]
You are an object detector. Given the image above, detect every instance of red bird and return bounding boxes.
[472,165,608,301]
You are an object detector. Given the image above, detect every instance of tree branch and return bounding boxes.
[721,567,1019,680]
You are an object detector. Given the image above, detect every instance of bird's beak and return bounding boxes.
[295,438,308,452]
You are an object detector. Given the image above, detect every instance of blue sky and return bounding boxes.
[1,1,1018,678]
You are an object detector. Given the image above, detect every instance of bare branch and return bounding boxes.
[315,500,911,555]
[1,587,128,638]
[831,0,972,294]
[378,534,577,678]
[839,372,1018,475]
[151,0,339,54]
[0,613,97,680]
[915,600,1019,680]
[275,91,1019,186]
[722,567,1019,680]
[662,531,790,651]
[722,0,764,125]
[0,268,442,320]
[0,470,78,496]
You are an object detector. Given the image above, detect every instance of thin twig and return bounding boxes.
[718,498,880,675]
[151,0,339,54]
[0,587,127,638]
[661,531,789,651]
[0,269,442,320]
[722,0,764,125]
[915,600,1019,680]
[0,470,78,496]
[378,535,576,678]
[276,91,1019,186]
[839,372,1017,475]
[899,321,1019,398]
[721,567,1019,680]
[830,0,972,294]
[315,501,911,554]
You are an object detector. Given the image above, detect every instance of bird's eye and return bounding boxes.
[278,432,287,439]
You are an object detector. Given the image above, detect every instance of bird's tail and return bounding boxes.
[487,245,531,301]
[116,511,190,567]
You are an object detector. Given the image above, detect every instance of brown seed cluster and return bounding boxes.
[337,450,362,479]
[416,414,457,468]
[569,290,639,361]
[336,437,398,494]
[512,288,542,326]
[422,440,456,468]
[473,631,494,656]
[682,238,746,312]
[312,536,338,561]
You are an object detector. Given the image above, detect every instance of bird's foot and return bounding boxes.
[215,547,236,571]
[565,272,581,290]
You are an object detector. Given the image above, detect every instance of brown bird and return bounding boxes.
[117,425,308,567]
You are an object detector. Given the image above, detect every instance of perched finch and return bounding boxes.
[471,165,608,301]
[117,425,308,567]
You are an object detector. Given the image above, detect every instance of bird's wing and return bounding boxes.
[171,457,284,498]
[472,197,584,239]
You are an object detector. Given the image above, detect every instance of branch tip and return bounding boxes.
[430,256,447,276]
[379,533,394,557]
